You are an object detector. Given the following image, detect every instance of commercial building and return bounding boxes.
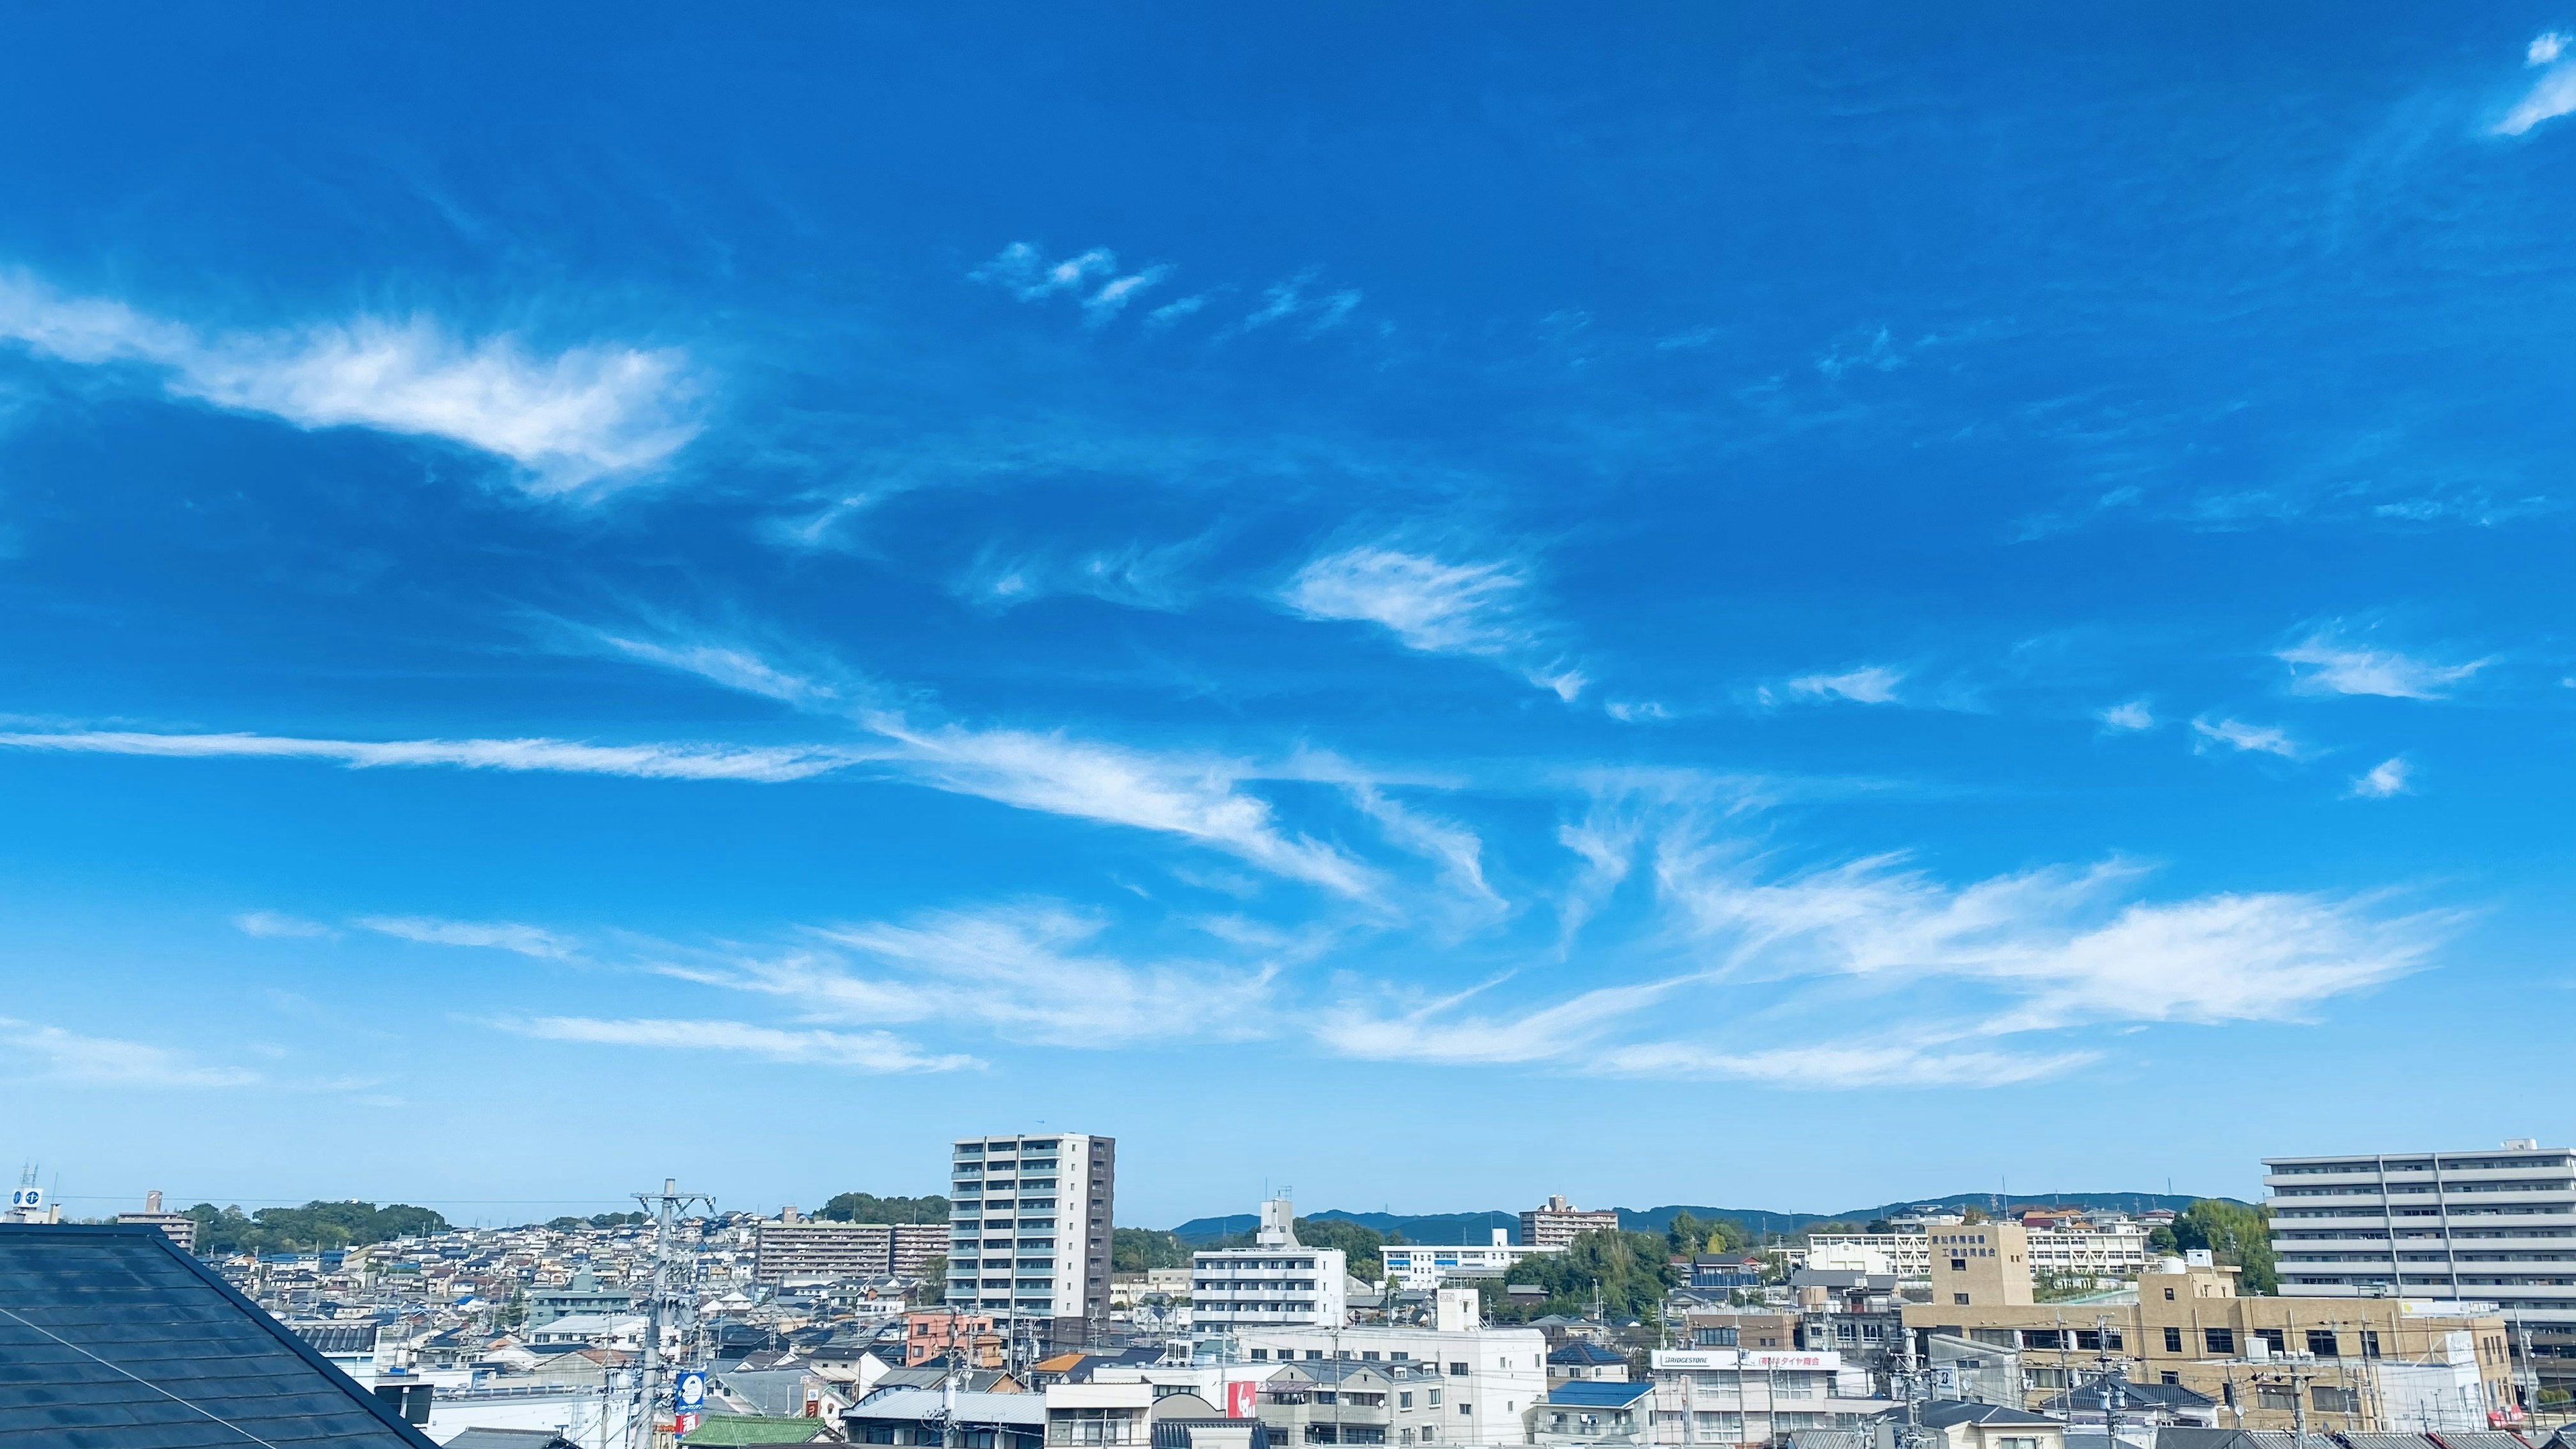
[1256,1359,1451,1446]
[1190,1197,1348,1332]
[1807,1224,2149,1283]
[1897,1252,2519,1432]
[1383,1232,1562,1291]
[947,1132,1117,1344]
[1522,1197,1622,1250]
[753,1214,945,1282]
[2264,1138,2576,1381]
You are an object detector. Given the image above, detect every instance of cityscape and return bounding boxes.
[5,7,2575,1449]
[8,1135,2573,1448]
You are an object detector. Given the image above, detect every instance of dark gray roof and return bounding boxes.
[1549,1342,1627,1366]
[0,1223,439,1448]
[445,1432,581,1449]
[1878,1400,2059,1429]
[2041,1378,2216,1413]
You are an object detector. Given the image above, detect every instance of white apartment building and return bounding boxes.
[2265,1140,2576,1334]
[1805,1224,2148,1281]
[1644,1348,1884,1446]
[1521,1195,1622,1250]
[1191,1197,1349,1332]
[1238,1294,1548,1449]
[947,1132,1116,1336]
[1383,1230,1563,1291]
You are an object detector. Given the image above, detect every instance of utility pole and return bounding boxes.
[633,1178,716,1449]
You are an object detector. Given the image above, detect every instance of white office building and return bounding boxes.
[1238,1292,1548,1449]
[1382,1230,1562,1291]
[1644,1348,1885,1446]
[947,1132,1116,1338]
[1191,1197,1348,1332]
[1803,1224,2148,1281]
[2265,1140,2576,1342]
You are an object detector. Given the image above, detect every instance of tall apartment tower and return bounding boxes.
[947,1133,1115,1346]
[2265,1138,2576,1381]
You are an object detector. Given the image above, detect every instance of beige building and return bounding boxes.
[1811,1223,2149,1283]
[754,1216,947,1281]
[1523,1195,1623,1250]
[1899,1253,2516,1432]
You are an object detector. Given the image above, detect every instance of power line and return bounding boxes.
[0,1303,287,1448]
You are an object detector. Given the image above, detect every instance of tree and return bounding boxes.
[1293,1217,1387,1282]
[1864,1220,1895,1235]
[183,1201,453,1257]
[818,1193,949,1224]
[2171,1199,2275,1294]
[1114,1228,1190,1273]
[910,1255,947,1305]
[1477,1228,1675,1324]
[2145,1224,2179,1255]
[1958,1205,1989,1225]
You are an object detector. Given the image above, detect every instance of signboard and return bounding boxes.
[1226,1380,1259,1418]
[675,1411,702,1436]
[1651,1350,1840,1372]
[675,1371,706,1412]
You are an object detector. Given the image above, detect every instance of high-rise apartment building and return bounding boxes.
[1519,1194,1619,1249]
[2266,1138,2576,1384]
[947,1132,1115,1344]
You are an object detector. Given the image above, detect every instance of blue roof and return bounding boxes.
[0,1223,438,1448]
[1545,1381,1652,1408]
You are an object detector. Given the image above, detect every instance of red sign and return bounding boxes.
[1226,1381,1258,1418]
[676,1412,702,1436]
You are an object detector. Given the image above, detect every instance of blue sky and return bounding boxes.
[3,5,2573,1229]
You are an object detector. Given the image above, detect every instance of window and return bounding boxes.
[1954,1293,1970,1305]
[2313,1387,2359,1413]
[1693,1328,1738,1348]
[2256,1386,2298,1412]
[1951,1258,1968,1272]
[2361,1332,2381,1358]
[2164,1288,2176,1301]
[2027,1369,2068,1389]
[1252,1350,1269,1360]
[2254,1329,2286,1355]
[2307,1330,2339,1358]
[1344,1432,1385,1447]
[1399,1393,1413,1409]
[1361,1351,1381,1362]
[2204,1329,2235,1355]
[2163,1328,2184,1353]
[1999,1438,2040,1449]
[1448,1362,1468,1377]
[2023,1330,2063,1350]
[2160,1373,2179,1387]
[1429,1391,1441,1407]
[1305,1429,1339,1446]
[1051,1409,1138,1446]
[1457,1405,1471,1417]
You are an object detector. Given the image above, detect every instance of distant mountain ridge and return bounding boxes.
[1165,1190,2244,1244]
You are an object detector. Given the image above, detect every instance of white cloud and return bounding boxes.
[0,273,699,493]
[233,910,333,939]
[2278,631,2487,699]
[649,904,1278,1049]
[492,1016,977,1073]
[0,729,869,782]
[2191,716,2303,758]
[1603,700,1672,723]
[2098,700,2155,732]
[0,1017,260,1087]
[1591,1039,2097,1088]
[1281,545,1582,699]
[1787,665,1904,705]
[360,916,573,959]
[2498,38,2576,134]
[1344,784,1505,913]
[1083,266,1171,325]
[1317,975,1697,1066]
[863,716,1379,898]
[2350,757,2411,799]
[1145,294,1212,329]
[951,538,1201,614]
[1658,847,2445,1032]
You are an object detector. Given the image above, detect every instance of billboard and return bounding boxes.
[1226,1380,1259,1418]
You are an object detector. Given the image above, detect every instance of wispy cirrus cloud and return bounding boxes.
[0,729,869,782]
[233,910,333,939]
[1784,665,1905,705]
[2192,716,2304,758]
[360,916,574,959]
[2098,700,2155,732]
[2350,757,2412,799]
[2277,630,2487,700]
[972,243,1172,327]
[0,272,699,493]
[2497,32,2576,136]
[1281,544,1585,700]
[951,537,1203,614]
[0,1016,260,1087]
[492,1016,979,1073]
[1592,1039,2097,1088]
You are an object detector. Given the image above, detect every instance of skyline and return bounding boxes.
[4,5,2574,1221]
